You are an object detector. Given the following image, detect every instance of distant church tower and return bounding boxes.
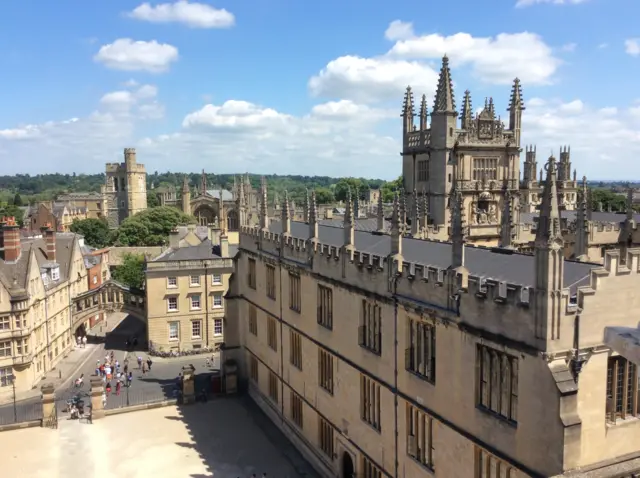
[181,176,191,215]
[104,148,148,228]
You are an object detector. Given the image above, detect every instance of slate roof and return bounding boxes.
[0,232,79,296]
[267,221,596,290]
[319,218,391,233]
[151,239,238,262]
[520,210,640,225]
[205,189,234,201]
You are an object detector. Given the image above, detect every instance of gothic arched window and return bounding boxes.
[227,210,239,231]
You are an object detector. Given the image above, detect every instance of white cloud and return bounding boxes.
[558,99,584,114]
[625,39,640,57]
[561,42,577,52]
[128,1,235,29]
[94,39,179,72]
[386,31,560,85]
[183,100,291,129]
[385,20,415,41]
[515,0,589,7]
[308,55,439,103]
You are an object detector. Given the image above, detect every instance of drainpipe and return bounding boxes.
[204,264,209,347]
[391,273,399,478]
[278,246,285,420]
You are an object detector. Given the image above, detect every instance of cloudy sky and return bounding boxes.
[0,0,638,180]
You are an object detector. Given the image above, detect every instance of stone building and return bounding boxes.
[145,223,235,352]
[0,219,88,400]
[24,201,88,233]
[54,191,106,220]
[81,243,111,330]
[103,148,148,227]
[223,160,640,477]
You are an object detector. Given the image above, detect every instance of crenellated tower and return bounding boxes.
[104,148,147,228]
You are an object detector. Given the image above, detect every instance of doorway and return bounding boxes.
[342,451,355,478]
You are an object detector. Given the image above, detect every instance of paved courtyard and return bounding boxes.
[0,398,319,478]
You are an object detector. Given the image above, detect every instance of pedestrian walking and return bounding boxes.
[76,336,81,347]
[142,361,148,375]
[124,363,128,375]
[137,356,142,369]
[82,336,87,348]
[146,358,152,371]
[106,382,112,395]
[116,380,121,396]
[127,372,133,387]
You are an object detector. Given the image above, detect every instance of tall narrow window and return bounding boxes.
[289,273,301,313]
[359,300,382,355]
[267,317,277,351]
[317,285,333,330]
[249,355,258,383]
[405,318,436,384]
[476,344,518,423]
[266,264,276,300]
[406,403,435,470]
[362,456,383,478]
[474,446,516,478]
[268,371,278,403]
[289,330,302,370]
[417,160,428,182]
[360,375,381,431]
[290,390,303,428]
[606,356,640,422]
[318,417,334,458]
[248,305,258,336]
[318,348,334,395]
[247,258,256,289]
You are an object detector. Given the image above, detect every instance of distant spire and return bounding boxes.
[309,190,318,241]
[376,191,384,233]
[419,94,428,130]
[344,188,355,252]
[508,78,525,112]
[303,188,310,223]
[535,155,562,245]
[200,170,207,196]
[411,189,420,236]
[402,86,415,132]
[575,176,589,259]
[259,176,269,231]
[487,98,495,119]
[182,176,189,193]
[219,190,226,234]
[461,90,473,129]
[273,191,280,210]
[390,191,403,260]
[282,190,291,235]
[433,55,456,114]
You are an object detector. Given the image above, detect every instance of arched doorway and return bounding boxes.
[341,451,355,478]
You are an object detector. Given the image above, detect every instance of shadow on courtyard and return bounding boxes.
[167,392,320,478]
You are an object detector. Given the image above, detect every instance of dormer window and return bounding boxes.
[51,267,60,281]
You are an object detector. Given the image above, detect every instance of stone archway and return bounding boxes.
[227,209,238,231]
[341,451,355,478]
[193,205,217,226]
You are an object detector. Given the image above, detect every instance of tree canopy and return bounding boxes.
[112,253,146,290]
[111,206,196,247]
[70,218,111,249]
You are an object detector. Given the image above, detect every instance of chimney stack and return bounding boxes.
[219,232,229,257]
[1,217,21,262]
[169,228,180,249]
[42,223,56,262]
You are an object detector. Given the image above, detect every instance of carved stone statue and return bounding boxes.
[488,204,498,223]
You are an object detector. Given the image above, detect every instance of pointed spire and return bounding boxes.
[182,176,189,193]
[390,191,403,260]
[302,188,310,224]
[575,176,589,260]
[461,90,473,128]
[376,191,385,233]
[399,188,407,231]
[200,169,207,196]
[343,188,355,252]
[411,189,420,236]
[219,190,227,234]
[419,94,428,130]
[233,175,238,197]
[259,176,269,231]
[535,155,563,246]
[273,191,280,210]
[487,98,495,119]
[421,189,429,232]
[508,78,525,112]
[500,189,514,249]
[309,189,318,241]
[433,55,456,114]
[402,86,415,132]
[282,190,290,235]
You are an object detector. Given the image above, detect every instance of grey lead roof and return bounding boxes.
[152,239,238,262]
[267,221,596,289]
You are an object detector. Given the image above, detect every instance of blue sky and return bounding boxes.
[0,0,639,180]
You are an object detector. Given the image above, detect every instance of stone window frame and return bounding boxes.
[191,319,202,340]
[0,340,11,357]
[213,318,223,336]
[168,321,179,341]
[211,273,222,285]
[167,296,178,312]
[212,294,223,308]
[167,276,177,288]
[0,317,9,331]
[190,295,201,311]
[189,275,201,287]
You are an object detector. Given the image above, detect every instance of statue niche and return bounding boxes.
[472,191,498,225]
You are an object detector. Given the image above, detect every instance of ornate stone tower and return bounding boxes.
[181,176,191,215]
[104,148,147,228]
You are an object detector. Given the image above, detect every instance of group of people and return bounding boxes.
[95,351,133,403]
[76,335,88,348]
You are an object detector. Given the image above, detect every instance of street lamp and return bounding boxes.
[7,373,17,423]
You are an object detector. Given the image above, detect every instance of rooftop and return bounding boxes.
[152,239,238,262]
[266,220,596,290]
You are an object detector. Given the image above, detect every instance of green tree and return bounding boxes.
[315,187,334,204]
[380,176,403,202]
[112,253,146,290]
[147,193,160,208]
[112,206,195,246]
[0,204,25,227]
[12,193,23,206]
[591,188,627,212]
[70,218,111,248]
[334,178,368,202]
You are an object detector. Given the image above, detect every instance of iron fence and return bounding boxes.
[105,384,178,410]
[0,398,43,426]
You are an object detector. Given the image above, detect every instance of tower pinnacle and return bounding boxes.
[432,55,456,114]
[461,90,473,129]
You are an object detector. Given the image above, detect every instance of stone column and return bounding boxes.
[224,358,238,395]
[89,378,105,420]
[41,384,55,426]
[181,365,196,404]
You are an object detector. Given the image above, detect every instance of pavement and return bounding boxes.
[0,400,320,478]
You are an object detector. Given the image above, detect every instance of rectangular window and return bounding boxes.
[248,258,256,289]
[167,297,178,311]
[249,355,258,383]
[360,375,381,431]
[290,390,303,428]
[289,330,302,370]
[406,403,435,470]
[318,417,334,459]
[606,356,640,422]
[472,157,499,181]
[191,320,202,339]
[289,273,301,313]
[359,300,382,355]
[362,456,383,478]
[417,160,428,182]
[0,341,11,357]
[168,322,179,341]
[477,344,519,423]
[211,273,222,285]
[248,305,258,336]
[267,317,278,351]
[0,317,10,330]
[0,367,12,387]
[406,318,436,384]
[266,264,276,300]
[268,371,278,403]
[189,275,201,286]
[190,295,201,310]
[318,348,334,395]
[213,318,223,336]
[317,285,333,330]
[474,446,516,478]
[213,294,223,308]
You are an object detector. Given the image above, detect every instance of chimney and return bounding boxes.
[42,223,56,262]
[1,217,21,262]
[219,233,229,258]
[169,228,180,249]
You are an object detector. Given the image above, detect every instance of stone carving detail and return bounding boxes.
[472,191,499,225]
[478,120,493,139]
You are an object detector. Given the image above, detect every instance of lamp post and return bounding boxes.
[7,373,17,423]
